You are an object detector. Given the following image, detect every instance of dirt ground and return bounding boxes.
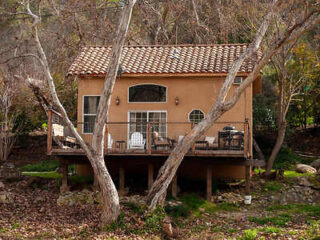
[1,175,320,240]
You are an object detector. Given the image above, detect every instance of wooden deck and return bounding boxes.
[48,109,252,159]
[50,148,245,157]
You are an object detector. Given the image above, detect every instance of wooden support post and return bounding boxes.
[147,123,151,154]
[191,123,195,153]
[60,161,70,193]
[47,108,52,155]
[206,165,212,201]
[119,167,125,196]
[171,174,178,198]
[148,164,154,190]
[245,165,251,195]
[243,120,248,158]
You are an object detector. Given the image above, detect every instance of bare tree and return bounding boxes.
[17,0,137,225]
[147,1,320,209]
[0,83,18,163]
[265,44,310,174]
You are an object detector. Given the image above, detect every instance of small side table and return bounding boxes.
[115,140,126,152]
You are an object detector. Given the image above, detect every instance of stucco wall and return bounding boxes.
[77,75,253,146]
[76,74,253,179]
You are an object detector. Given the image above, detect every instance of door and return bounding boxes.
[128,111,167,147]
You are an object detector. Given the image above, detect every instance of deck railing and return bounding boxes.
[47,109,251,158]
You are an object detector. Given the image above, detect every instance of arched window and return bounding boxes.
[129,84,166,102]
[189,109,205,124]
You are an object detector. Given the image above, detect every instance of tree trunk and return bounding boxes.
[90,154,120,223]
[265,121,286,174]
[253,138,265,162]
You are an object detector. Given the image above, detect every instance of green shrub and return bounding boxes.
[216,202,239,211]
[180,194,206,210]
[248,214,291,227]
[20,160,59,172]
[266,204,320,218]
[144,207,166,233]
[21,171,62,179]
[103,212,127,232]
[125,202,144,214]
[165,204,190,218]
[263,181,283,192]
[241,229,258,240]
[273,147,315,170]
[260,226,282,234]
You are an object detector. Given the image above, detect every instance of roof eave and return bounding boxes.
[68,72,253,78]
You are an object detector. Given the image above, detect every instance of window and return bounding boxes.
[189,109,205,124]
[128,111,167,140]
[234,76,243,84]
[129,84,166,102]
[83,96,100,133]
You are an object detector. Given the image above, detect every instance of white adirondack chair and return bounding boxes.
[128,132,146,149]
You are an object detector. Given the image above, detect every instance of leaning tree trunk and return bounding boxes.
[147,5,320,209]
[265,121,286,174]
[253,138,265,162]
[24,0,136,225]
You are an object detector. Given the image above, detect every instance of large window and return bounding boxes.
[189,109,205,124]
[129,84,166,102]
[83,96,100,133]
[128,111,167,140]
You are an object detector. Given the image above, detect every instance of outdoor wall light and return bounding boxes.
[175,97,179,105]
[115,96,120,105]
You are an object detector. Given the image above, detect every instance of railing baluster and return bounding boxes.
[191,122,195,153]
[47,108,52,155]
[147,122,151,154]
[243,119,248,158]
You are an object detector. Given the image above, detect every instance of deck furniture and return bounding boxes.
[218,130,244,150]
[205,136,218,149]
[53,123,78,148]
[195,140,209,150]
[115,140,126,151]
[128,132,146,149]
[152,131,174,150]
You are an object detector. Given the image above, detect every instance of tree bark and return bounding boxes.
[266,121,286,174]
[24,0,136,225]
[147,3,320,209]
[253,138,265,162]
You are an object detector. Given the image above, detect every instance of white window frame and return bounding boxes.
[127,110,167,148]
[188,109,205,124]
[128,83,168,103]
[82,95,101,134]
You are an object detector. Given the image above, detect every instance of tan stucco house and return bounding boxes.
[48,44,262,197]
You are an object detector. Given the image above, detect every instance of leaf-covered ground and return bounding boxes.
[1,174,320,240]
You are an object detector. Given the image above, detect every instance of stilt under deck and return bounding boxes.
[57,154,263,200]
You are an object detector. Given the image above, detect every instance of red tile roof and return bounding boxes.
[67,44,261,76]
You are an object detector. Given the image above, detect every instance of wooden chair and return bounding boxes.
[128,132,146,149]
[152,131,173,150]
[52,124,78,148]
[205,136,218,149]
